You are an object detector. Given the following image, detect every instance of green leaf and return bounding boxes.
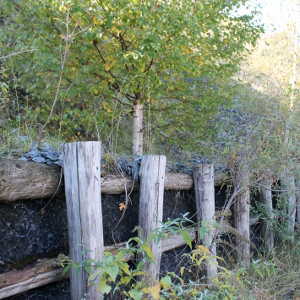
[116,250,126,261]
[200,226,206,240]
[84,264,92,275]
[180,229,192,250]
[76,267,81,277]
[62,263,72,276]
[121,263,131,275]
[146,233,158,244]
[129,290,143,300]
[142,245,155,263]
[254,267,264,279]
[160,275,172,289]
[97,278,112,294]
[104,265,119,282]
[156,233,163,245]
[136,261,143,272]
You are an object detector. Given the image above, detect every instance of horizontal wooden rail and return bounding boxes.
[0,215,260,299]
[0,229,196,299]
[0,158,229,202]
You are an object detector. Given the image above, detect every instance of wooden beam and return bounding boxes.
[0,158,230,202]
[0,230,196,299]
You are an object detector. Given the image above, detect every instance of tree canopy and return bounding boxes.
[1,0,262,154]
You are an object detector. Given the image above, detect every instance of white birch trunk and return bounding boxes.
[132,101,144,156]
[193,164,217,280]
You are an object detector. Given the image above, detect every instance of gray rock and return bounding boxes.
[32,157,47,163]
[176,163,187,170]
[41,144,56,153]
[18,157,28,161]
[181,169,193,176]
[53,160,62,167]
[41,151,59,161]
[46,159,53,165]
[25,148,40,159]
[118,159,132,175]
[132,156,142,182]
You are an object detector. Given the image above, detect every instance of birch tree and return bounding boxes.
[1,0,262,155]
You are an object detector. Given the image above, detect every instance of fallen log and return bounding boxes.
[0,229,196,299]
[0,158,230,202]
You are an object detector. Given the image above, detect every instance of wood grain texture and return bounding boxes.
[193,164,217,279]
[63,143,85,300]
[234,173,250,266]
[139,155,166,283]
[0,158,63,202]
[260,175,274,253]
[64,142,103,300]
[0,267,69,300]
[0,158,229,202]
[282,174,296,242]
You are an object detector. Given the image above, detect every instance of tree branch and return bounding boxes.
[112,96,134,109]
[38,8,79,147]
[143,59,154,73]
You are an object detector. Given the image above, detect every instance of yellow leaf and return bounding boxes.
[196,245,211,254]
[142,245,155,262]
[2,73,7,78]
[94,17,101,25]
[143,282,160,300]
[119,203,125,211]
[198,255,210,264]
[121,264,130,275]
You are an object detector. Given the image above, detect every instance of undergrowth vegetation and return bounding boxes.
[60,217,300,300]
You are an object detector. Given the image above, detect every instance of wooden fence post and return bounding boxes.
[193,164,217,280]
[138,155,166,284]
[297,193,300,225]
[64,142,104,300]
[260,174,274,252]
[234,172,250,266]
[282,174,296,242]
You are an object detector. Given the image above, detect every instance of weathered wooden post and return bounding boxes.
[234,172,250,266]
[297,193,300,225]
[138,155,166,284]
[260,174,274,252]
[64,142,104,300]
[282,174,296,242]
[193,164,217,280]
